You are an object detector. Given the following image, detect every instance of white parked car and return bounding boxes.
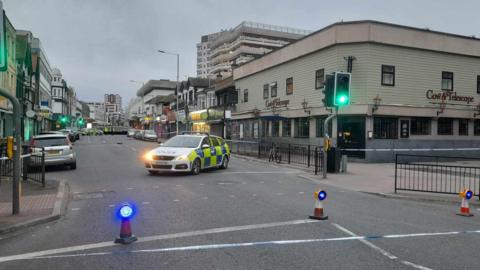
[143,130,158,141]
[30,134,77,170]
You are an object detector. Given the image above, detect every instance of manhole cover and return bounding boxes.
[73,190,115,200]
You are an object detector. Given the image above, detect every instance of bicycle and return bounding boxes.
[268,145,282,163]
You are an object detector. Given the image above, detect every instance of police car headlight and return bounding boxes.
[144,151,154,161]
[175,155,188,161]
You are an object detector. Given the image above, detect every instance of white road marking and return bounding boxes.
[153,186,159,189]
[275,193,284,196]
[0,219,317,263]
[142,202,151,205]
[252,194,257,197]
[108,204,115,208]
[71,208,80,211]
[173,199,180,202]
[129,147,137,152]
[201,197,208,200]
[298,192,305,194]
[28,229,480,262]
[332,223,432,270]
[259,181,265,184]
[219,171,297,175]
[229,195,236,198]
[199,183,205,186]
[175,184,183,187]
[127,187,134,190]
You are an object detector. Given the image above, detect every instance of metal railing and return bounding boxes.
[0,145,45,187]
[395,154,480,200]
[226,140,323,174]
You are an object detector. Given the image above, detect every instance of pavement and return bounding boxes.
[0,135,478,269]
[0,177,68,235]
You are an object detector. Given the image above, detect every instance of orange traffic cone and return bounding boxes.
[115,203,138,244]
[457,189,474,217]
[309,189,328,220]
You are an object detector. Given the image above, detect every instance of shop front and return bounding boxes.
[189,108,225,136]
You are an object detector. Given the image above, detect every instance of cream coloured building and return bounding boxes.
[231,20,480,162]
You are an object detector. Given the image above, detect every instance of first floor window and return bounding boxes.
[243,89,248,103]
[477,75,480,94]
[381,65,395,86]
[294,118,309,138]
[315,69,325,89]
[373,117,398,139]
[286,77,293,95]
[442,71,453,91]
[263,84,269,99]
[458,119,469,136]
[272,121,279,137]
[270,82,277,97]
[410,118,431,135]
[282,119,291,137]
[437,118,453,135]
[474,120,480,136]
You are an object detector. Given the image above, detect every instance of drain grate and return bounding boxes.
[73,190,115,200]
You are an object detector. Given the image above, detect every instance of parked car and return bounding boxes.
[58,129,76,142]
[143,130,158,141]
[134,130,144,139]
[143,134,230,175]
[29,134,77,169]
[127,129,136,137]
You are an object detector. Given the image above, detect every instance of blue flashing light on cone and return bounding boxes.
[115,203,138,244]
[309,189,328,220]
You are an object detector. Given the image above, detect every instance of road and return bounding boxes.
[0,135,478,269]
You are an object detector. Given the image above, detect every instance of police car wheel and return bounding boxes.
[191,159,201,175]
[220,156,229,169]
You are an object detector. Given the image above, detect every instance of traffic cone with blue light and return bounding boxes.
[309,189,328,220]
[457,189,474,217]
[115,203,138,244]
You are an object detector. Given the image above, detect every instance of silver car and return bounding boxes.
[143,130,158,141]
[30,134,77,169]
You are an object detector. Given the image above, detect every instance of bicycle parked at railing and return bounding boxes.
[268,144,282,163]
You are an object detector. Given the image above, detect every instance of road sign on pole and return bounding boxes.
[0,1,7,72]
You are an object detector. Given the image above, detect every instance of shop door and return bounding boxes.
[337,117,366,159]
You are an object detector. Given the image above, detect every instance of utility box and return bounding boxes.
[327,147,341,173]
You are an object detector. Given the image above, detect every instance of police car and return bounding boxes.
[143,133,230,175]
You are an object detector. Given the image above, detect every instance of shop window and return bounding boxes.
[261,120,269,137]
[315,69,325,89]
[410,118,431,135]
[272,121,279,137]
[263,84,269,99]
[474,120,480,136]
[441,71,453,91]
[373,117,398,139]
[437,118,453,135]
[282,119,291,137]
[459,119,469,136]
[294,118,309,138]
[381,65,395,86]
[270,82,277,97]
[286,77,293,95]
[243,89,248,103]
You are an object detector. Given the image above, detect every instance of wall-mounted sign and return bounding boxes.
[426,90,474,104]
[265,98,289,108]
[26,110,35,118]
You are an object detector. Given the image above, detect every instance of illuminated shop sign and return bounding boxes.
[265,98,289,108]
[426,90,474,104]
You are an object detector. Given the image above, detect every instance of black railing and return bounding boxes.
[0,145,45,187]
[395,154,480,200]
[226,140,324,174]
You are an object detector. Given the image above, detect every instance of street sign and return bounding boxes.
[0,2,6,72]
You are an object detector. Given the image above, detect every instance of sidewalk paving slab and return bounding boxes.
[0,178,69,235]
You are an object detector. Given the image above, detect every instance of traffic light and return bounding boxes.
[334,72,351,107]
[322,74,335,107]
[60,116,68,123]
[78,118,84,126]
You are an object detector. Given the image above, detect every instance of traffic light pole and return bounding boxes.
[0,88,22,214]
[322,109,337,179]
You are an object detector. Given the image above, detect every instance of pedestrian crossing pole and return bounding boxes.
[322,111,336,179]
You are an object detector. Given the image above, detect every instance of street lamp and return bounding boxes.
[157,50,180,135]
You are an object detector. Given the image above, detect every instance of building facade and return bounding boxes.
[197,21,311,79]
[86,102,105,125]
[16,30,35,141]
[0,15,17,137]
[232,20,480,162]
[32,37,53,132]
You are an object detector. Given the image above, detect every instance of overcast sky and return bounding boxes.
[3,0,480,105]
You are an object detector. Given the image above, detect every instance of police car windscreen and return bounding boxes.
[163,136,202,148]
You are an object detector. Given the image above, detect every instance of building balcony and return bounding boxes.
[210,46,271,65]
[209,35,288,59]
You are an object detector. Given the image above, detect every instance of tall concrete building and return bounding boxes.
[196,21,311,79]
[104,93,122,113]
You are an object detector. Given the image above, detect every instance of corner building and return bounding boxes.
[232,20,480,162]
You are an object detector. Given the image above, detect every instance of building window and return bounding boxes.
[437,118,453,135]
[410,118,431,135]
[286,77,293,95]
[441,71,453,91]
[294,118,309,138]
[272,121,279,137]
[270,82,277,97]
[243,89,248,103]
[282,119,291,137]
[475,120,480,136]
[381,65,395,86]
[315,118,324,137]
[263,84,269,99]
[315,69,325,89]
[477,75,480,94]
[459,119,469,136]
[373,117,398,139]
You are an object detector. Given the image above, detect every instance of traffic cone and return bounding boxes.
[457,189,474,217]
[115,219,138,244]
[309,190,328,220]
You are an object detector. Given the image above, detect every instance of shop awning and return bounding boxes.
[259,115,288,121]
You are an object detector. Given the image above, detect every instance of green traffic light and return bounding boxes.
[338,95,348,104]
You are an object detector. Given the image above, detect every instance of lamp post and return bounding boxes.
[157,50,180,135]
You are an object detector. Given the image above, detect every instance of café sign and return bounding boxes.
[426,90,474,104]
[265,98,289,108]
